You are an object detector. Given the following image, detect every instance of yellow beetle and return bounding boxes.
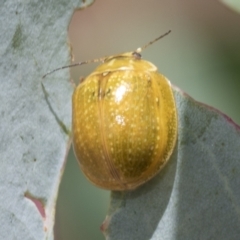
[44,31,177,191]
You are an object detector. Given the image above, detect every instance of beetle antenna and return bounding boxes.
[43,30,171,79]
[135,30,171,53]
[42,57,105,79]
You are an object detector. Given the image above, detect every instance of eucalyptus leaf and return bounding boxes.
[0,0,94,239]
[103,88,240,240]
[220,0,240,14]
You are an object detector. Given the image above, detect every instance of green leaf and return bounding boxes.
[102,87,240,240]
[220,0,240,14]
[0,0,94,239]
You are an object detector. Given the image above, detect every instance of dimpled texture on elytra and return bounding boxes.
[72,53,177,190]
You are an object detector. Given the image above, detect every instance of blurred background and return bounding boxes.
[55,0,240,239]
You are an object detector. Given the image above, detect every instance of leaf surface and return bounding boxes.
[0,0,94,239]
[220,0,240,13]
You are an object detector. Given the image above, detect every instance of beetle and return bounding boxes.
[43,30,177,191]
